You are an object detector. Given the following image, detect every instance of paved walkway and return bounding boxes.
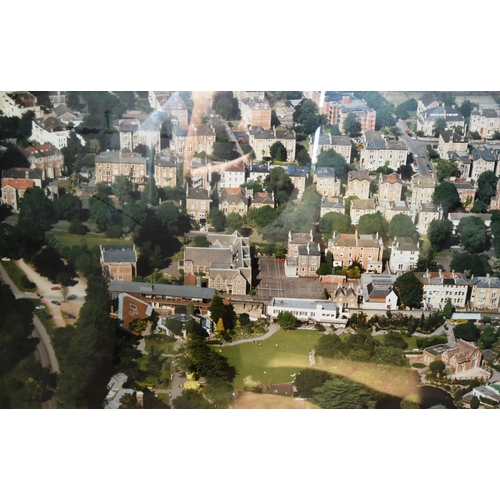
[221,323,281,346]
[413,320,455,343]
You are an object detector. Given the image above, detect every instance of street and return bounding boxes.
[396,119,435,176]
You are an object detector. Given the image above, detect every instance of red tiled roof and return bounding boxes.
[1,178,35,190]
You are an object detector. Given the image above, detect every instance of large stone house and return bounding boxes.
[328,230,383,272]
[410,174,437,207]
[171,124,216,158]
[415,270,469,310]
[178,231,252,295]
[1,178,35,211]
[240,97,272,129]
[248,126,296,161]
[469,108,500,139]
[417,106,465,136]
[219,161,247,189]
[153,156,178,189]
[423,339,483,376]
[100,245,138,283]
[95,151,147,187]
[360,134,408,171]
[313,167,341,197]
[470,147,497,181]
[320,197,345,217]
[388,236,419,274]
[470,275,500,310]
[378,173,402,203]
[0,91,43,119]
[117,117,161,152]
[437,130,468,159]
[285,231,321,278]
[22,143,64,179]
[308,133,352,163]
[219,188,248,216]
[186,187,211,223]
[350,198,376,225]
[346,170,371,199]
[31,116,72,150]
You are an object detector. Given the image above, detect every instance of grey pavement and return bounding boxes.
[221,322,281,346]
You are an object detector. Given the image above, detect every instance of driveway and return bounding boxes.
[15,259,86,327]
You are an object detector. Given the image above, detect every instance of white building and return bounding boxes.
[389,236,419,274]
[31,116,71,150]
[267,298,347,325]
[0,91,43,119]
[416,270,469,310]
[219,161,247,189]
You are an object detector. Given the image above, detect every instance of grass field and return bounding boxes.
[376,333,418,350]
[382,92,423,106]
[51,230,131,249]
[1,260,34,292]
[221,329,323,389]
[231,391,319,409]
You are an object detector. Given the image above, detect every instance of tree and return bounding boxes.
[296,149,311,166]
[395,99,417,120]
[477,326,499,350]
[457,216,488,253]
[315,334,342,357]
[470,395,480,409]
[264,167,294,205]
[428,360,446,378]
[432,118,447,137]
[212,141,238,161]
[427,219,453,251]
[389,214,418,242]
[433,158,460,182]
[477,170,498,204]
[225,213,244,234]
[53,193,82,221]
[319,212,352,240]
[294,369,333,398]
[357,213,389,242]
[315,149,349,179]
[373,346,408,366]
[454,322,480,342]
[343,113,362,137]
[394,272,423,309]
[172,389,212,409]
[208,208,226,232]
[432,181,461,215]
[141,176,159,206]
[442,298,454,319]
[269,141,287,162]
[112,175,133,204]
[156,202,191,236]
[213,92,240,120]
[276,311,297,330]
[310,377,377,409]
[450,251,491,278]
[385,331,408,350]
[251,205,278,231]
[293,99,327,134]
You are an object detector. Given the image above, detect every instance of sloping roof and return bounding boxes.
[108,281,217,300]
[348,170,371,183]
[2,168,44,181]
[36,116,67,132]
[1,178,35,190]
[315,167,337,178]
[187,188,210,200]
[440,130,467,143]
[419,92,439,107]
[471,276,500,289]
[101,245,137,263]
[351,198,375,210]
[381,173,402,185]
[392,236,419,252]
[472,147,496,162]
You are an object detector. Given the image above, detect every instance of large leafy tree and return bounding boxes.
[276,312,297,330]
[343,113,362,137]
[395,98,417,120]
[357,213,389,242]
[394,272,423,308]
[432,118,447,137]
[315,334,342,358]
[433,158,460,182]
[319,212,352,240]
[450,252,491,277]
[432,181,461,215]
[293,99,327,134]
[264,167,294,206]
[294,369,333,398]
[315,149,349,179]
[269,141,287,161]
[209,208,226,232]
[389,214,419,242]
[427,219,453,251]
[53,193,82,221]
[454,322,480,342]
[476,170,498,204]
[457,216,488,253]
[310,377,377,409]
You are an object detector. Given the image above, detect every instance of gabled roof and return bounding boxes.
[472,147,496,162]
[381,173,402,185]
[1,178,35,190]
[419,92,439,107]
[187,188,210,200]
[101,245,137,263]
[348,170,371,183]
[2,168,44,181]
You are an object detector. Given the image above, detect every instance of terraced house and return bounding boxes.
[248,126,296,161]
[469,275,500,310]
[469,108,500,139]
[95,151,147,187]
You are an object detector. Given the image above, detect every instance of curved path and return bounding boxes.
[221,323,281,346]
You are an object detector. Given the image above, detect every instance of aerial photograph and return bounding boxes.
[2,89,500,410]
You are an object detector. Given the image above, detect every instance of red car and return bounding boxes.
[51,286,60,290]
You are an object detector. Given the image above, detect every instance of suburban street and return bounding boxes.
[396,119,436,176]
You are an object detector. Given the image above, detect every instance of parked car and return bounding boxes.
[35,305,46,310]
[65,314,76,319]
[1,257,10,261]
[51,286,60,290]
[51,301,61,305]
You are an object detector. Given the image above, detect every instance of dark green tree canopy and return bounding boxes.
[454,322,480,342]
[276,311,297,330]
[315,149,349,179]
[343,113,362,137]
[394,272,423,309]
[432,181,461,215]
[433,158,460,182]
[427,219,453,251]
[389,214,419,242]
[357,213,389,242]
[310,377,377,409]
[269,141,287,161]
[264,167,294,205]
[457,216,488,253]
[294,369,333,398]
[477,170,498,204]
[450,251,491,278]
[319,212,352,240]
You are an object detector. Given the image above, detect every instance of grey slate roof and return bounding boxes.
[108,281,217,300]
[471,276,500,289]
[187,188,210,200]
[315,167,337,178]
[95,151,146,164]
[101,245,137,263]
[472,147,496,162]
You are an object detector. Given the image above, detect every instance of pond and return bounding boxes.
[376,371,456,409]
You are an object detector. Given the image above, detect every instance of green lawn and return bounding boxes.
[1,260,34,292]
[51,230,131,249]
[382,92,423,107]
[146,338,176,355]
[376,333,418,350]
[221,329,323,389]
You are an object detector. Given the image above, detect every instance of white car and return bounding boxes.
[35,305,46,310]
[1,257,10,261]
